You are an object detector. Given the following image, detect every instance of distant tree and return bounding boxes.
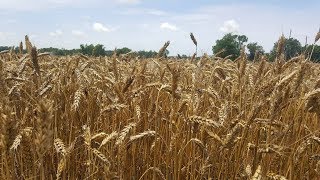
[80,44,95,55]
[212,33,248,60]
[269,37,302,61]
[237,35,248,48]
[39,47,80,56]
[92,44,105,56]
[116,47,131,55]
[0,46,11,52]
[137,50,157,58]
[105,50,114,57]
[305,44,320,62]
[247,42,264,60]
[181,54,189,59]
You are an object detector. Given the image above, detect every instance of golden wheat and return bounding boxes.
[0,36,320,179]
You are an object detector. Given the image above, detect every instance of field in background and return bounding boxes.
[1,40,320,179]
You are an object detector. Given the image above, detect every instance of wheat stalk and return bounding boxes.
[30,46,40,76]
[157,41,170,58]
[116,123,136,146]
[315,28,320,43]
[54,138,66,156]
[10,134,22,151]
[127,130,156,146]
[25,35,32,54]
[19,41,23,54]
[251,165,262,180]
[276,35,286,58]
[99,131,118,149]
[190,32,198,55]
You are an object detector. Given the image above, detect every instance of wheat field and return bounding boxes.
[1,37,320,180]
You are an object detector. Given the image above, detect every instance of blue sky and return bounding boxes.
[0,0,319,55]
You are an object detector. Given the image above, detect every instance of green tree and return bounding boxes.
[212,33,248,60]
[305,45,320,62]
[92,44,105,56]
[116,47,131,55]
[0,46,12,52]
[247,42,264,60]
[238,35,248,48]
[105,50,114,57]
[269,37,302,61]
[137,50,157,58]
[80,44,95,55]
[181,54,189,59]
[39,47,65,55]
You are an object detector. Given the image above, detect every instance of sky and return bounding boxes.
[0,0,319,55]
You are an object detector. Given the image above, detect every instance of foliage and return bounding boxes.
[116,47,131,55]
[92,44,106,56]
[39,47,80,56]
[80,44,95,56]
[0,44,160,58]
[1,35,319,63]
[247,42,265,60]
[212,33,248,60]
[269,37,302,61]
[137,50,158,58]
[0,46,12,52]
[305,44,320,62]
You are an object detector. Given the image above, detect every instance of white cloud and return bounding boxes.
[72,30,85,37]
[93,22,110,32]
[160,22,178,31]
[116,0,141,4]
[219,19,240,33]
[49,29,63,36]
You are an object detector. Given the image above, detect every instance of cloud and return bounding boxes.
[219,19,240,33]
[116,0,141,4]
[160,22,178,31]
[72,30,86,37]
[93,22,110,32]
[49,29,63,36]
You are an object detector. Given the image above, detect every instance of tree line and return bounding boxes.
[212,33,320,62]
[1,32,319,62]
[0,44,160,58]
